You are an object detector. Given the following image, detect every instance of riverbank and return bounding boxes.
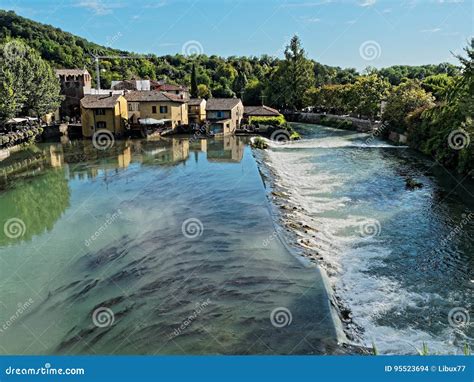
[251,123,473,355]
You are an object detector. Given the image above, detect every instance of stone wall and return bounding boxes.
[284,112,381,133]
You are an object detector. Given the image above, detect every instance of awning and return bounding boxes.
[6,117,39,124]
[139,118,172,125]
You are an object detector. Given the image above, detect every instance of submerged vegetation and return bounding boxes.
[251,137,268,150]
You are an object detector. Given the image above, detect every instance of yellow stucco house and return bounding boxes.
[80,94,128,137]
[188,98,207,124]
[124,91,188,128]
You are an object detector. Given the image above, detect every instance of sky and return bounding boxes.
[0,0,472,70]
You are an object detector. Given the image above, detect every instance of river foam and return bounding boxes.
[255,124,473,355]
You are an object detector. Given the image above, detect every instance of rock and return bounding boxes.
[405,177,423,190]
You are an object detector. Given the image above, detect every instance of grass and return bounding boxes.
[251,137,268,149]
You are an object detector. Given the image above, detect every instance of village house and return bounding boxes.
[111,80,151,91]
[243,105,281,119]
[124,90,188,128]
[56,69,92,120]
[151,82,189,99]
[80,93,128,137]
[188,98,207,124]
[206,98,244,135]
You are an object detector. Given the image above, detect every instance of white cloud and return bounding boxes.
[76,1,124,15]
[144,1,167,8]
[359,0,376,7]
[421,27,442,33]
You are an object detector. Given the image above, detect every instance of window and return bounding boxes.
[217,111,224,118]
[128,103,139,112]
[97,121,106,129]
[96,109,106,115]
[152,106,157,114]
[160,106,168,114]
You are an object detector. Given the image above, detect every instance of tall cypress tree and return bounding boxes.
[191,63,198,98]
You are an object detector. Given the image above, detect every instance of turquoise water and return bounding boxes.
[261,123,473,355]
[0,137,338,355]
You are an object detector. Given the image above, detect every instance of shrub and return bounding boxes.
[249,115,286,127]
[251,137,268,149]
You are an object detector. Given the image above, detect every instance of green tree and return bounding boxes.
[0,39,62,121]
[197,84,211,99]
[233,71,248,100]
[383,79,435,132]
[244,78,265,105]
[269,35,315,109]
[351,74,390,120]
[190,63,198,98]
[421,74,455,101]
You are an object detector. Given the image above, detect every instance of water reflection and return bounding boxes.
[0,135,337,355]
[0,137,245,245]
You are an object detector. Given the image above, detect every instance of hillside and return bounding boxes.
[0,10,460,105]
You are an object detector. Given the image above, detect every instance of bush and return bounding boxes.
[251,137,268,149]
[249,115,286,127]
[319,116,354,129]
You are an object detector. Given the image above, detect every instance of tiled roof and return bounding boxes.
[155,83,188,91]
[56,68,89,77]
[188,98,206,106]
[244,105,281,116]
[124,91,185,103]
[206,98,242,111]
[80,94,122,109]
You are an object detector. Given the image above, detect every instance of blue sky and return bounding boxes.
[1,0,472,70]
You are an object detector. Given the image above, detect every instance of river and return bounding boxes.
[257,123,473,355]
[0,136,339,355]
[0,126,472,355]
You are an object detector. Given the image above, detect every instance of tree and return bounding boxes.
[233,71,248,100]
[351,74,390,120]
[307,84,354,114]
[197,84,211,99]
[0,39,62,121]
[244,78,265,105]
[268,35,315,109]
[190,63,198,98]
[383,79,435,132]
[421,74,454,101]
